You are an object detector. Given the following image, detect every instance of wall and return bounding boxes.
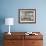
[0,0,46,32]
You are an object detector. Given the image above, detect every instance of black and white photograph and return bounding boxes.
[19,9,36,23]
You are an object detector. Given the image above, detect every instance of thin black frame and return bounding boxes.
[18,9,36,24]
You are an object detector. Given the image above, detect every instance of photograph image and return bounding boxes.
[19,9,36,23]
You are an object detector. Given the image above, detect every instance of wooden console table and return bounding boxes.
[4,32,43,46]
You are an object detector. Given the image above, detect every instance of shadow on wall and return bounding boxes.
[0,16,5,46]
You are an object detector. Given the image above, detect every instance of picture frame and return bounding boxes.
[18,9,36,24]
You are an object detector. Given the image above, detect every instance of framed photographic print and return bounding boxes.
[18,9,36,23]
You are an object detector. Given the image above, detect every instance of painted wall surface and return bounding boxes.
[0,0,46,46]
[0,0,46,32]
